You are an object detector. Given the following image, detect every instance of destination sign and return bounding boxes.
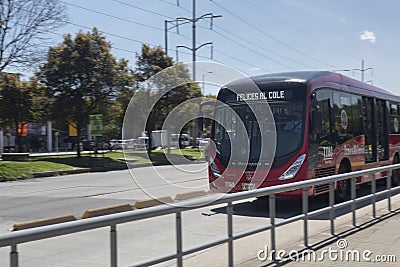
[218,86,306,104]
[236,90,285,102]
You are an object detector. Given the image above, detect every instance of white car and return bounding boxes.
[109,139,127,150]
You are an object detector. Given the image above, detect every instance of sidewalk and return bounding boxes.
[244,194,400,267]
[179,193,400,267]
[280,211,400,267]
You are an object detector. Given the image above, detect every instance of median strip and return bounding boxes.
[133,196,174,209]
[81,203,133,219]
[12,214,77,231]
[175,190,208,201]
[10,191,212,230]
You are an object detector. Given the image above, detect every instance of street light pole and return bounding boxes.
[55,132,59,153]
[192,0,196,81]
[202,71,213,95]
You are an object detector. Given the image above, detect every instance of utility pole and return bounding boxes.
[165,0,221,81]
[353,59,373,82]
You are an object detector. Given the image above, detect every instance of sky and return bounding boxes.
[32,0,400,95]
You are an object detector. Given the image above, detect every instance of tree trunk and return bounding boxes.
[76,120,81,158]
[146,128,152,154]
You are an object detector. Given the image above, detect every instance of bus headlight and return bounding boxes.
[210,158,223,178]
[279,154,306,181]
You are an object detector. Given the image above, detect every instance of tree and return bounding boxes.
[135,44,173,83]
[134,44,201,152]
[0,0,67,72]
[38,28,135,157]
[28,76,53,123]
[0,73,32,152]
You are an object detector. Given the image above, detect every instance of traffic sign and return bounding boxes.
[89,114,103,136]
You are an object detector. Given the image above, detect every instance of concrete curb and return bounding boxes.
[30,160,206,179]
[81,203,133,219]
[175,190,209,201]
[9,190,213,230]
[134,196,174,209]
[33,168,91,178]
[12,214,77,231]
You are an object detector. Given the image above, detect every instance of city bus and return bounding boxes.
[208,71,400,201]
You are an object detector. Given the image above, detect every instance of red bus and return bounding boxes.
[208,71,400,201]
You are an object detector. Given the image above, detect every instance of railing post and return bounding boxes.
[269,194,276,261]
[176,211,183,267]
[227,201,234,267]
[302,187,308,247]
[110,225,117,267]
[351,177,356,227]
[387,170,392,212]
[371,173,376,218]
[329,182,335,235]
[10,245,18,267]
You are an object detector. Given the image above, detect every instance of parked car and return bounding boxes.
[196,138,209,148]
[109,139,127,150]
[133,137,149,150]
[170,134,192,148]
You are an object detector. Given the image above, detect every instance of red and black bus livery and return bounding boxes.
[208,71,400,200]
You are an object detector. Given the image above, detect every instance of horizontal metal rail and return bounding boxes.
[1,164,400,267]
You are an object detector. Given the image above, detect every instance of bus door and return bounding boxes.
[309,89,336,178]
[363,97,376,163]
[376,99,389,162]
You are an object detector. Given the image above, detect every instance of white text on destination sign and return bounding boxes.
[236,91,285,101]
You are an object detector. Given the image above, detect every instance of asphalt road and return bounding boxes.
[0,163,210,231]
[0,164,398,266]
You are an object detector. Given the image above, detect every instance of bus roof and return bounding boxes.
[226,71,400,102]
[250,71,331,84]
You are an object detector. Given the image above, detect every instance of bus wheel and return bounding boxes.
[335,164,351,203]
[392,155,400,186]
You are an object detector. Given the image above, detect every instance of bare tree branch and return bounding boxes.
[0,0,68,72]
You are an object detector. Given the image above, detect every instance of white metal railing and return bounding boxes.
[1,164,400,267]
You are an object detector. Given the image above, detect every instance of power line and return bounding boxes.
[60,0,274,75]
[245,0,360,62]
[159,0,272,75]
[202,25,294,70]
[62,0,195,44]
[112,0,175,20]
[171,0,222,81]
[66,21,202,58]
[9,1,268,76]
[57,7,258,72]
[352,59,373,82]
[60,1,164,32]
[213,48,272,73]
[158,0,192,14]
[66,21,152,46]
[210,0,339,69]
[46,24,209,63]
[211,25,316,69]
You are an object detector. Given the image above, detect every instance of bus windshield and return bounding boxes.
[212,102,305,166]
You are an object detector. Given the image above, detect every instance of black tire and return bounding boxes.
[392,155,400,187]
[335,164,351,203]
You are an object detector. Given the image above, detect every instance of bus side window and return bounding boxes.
[315,89,333,137]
